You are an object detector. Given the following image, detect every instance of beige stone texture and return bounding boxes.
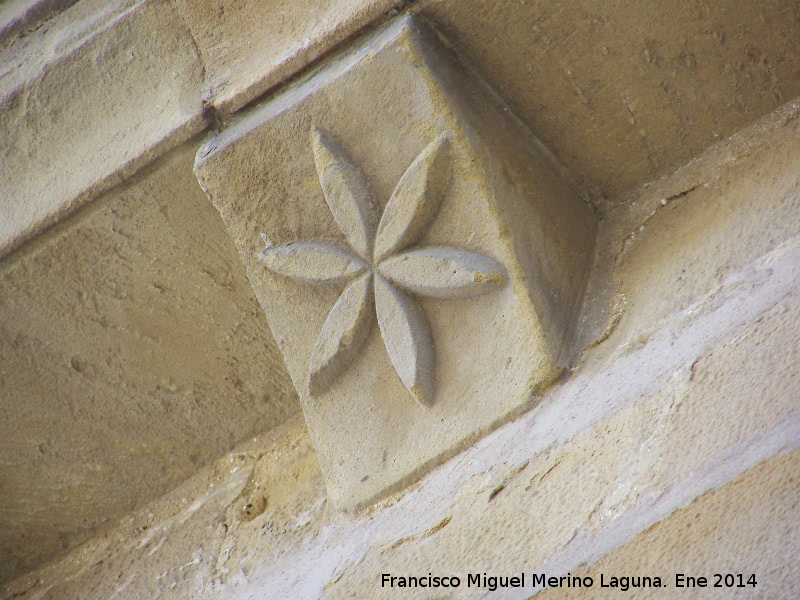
[0,0,205,258]
[314,258,800,599]
[576,98,800,370]
[3,0,800,592]
[167,0,800,201]
[0,415,326,600]
[153,0,800,202]
[5,269,798,597]
[0,0,83,40]
[9,96,797,598]
[414,0,800,199]
[534,450,800,599]
[0,141,297,584]
[4,0,799,255]
[175,0,402,119]
[195,16,596,509]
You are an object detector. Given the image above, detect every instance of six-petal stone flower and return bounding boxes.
[257,127,507,406]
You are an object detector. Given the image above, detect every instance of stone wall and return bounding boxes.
[2,0,799,597]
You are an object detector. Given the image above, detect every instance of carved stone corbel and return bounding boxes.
[194,15,597,508]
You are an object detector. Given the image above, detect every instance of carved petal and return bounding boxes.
[308,272,374,396]
[374,275,435,406]
[378,246,506,299]
[373,136,450,262]
[311,128,378,259]
[258,241,366,284]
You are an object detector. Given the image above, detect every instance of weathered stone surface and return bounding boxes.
[415,0,800,199]
[0,141,297,584]
[0,0,205,259]
[195,16,596,508]
[5,134,800,594]
[1,454,255,600]
[173,0,800,202]
[5,0,798,263]
[0,415,324,600]
[3,0,799,593]
[5,253,799,597]
[0,0,83,40]
[576,97,800,373]
[175,0,401,118]
[534,450,800,599]
[196,99,800,599]
[315,252,800,598]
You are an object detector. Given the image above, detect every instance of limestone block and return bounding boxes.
[0,142,298,584]
[416,0,800,199]
[195,16,596,508]
[0,0,205,258]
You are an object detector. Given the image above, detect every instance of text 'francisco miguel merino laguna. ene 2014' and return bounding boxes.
[381,572,665,591]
